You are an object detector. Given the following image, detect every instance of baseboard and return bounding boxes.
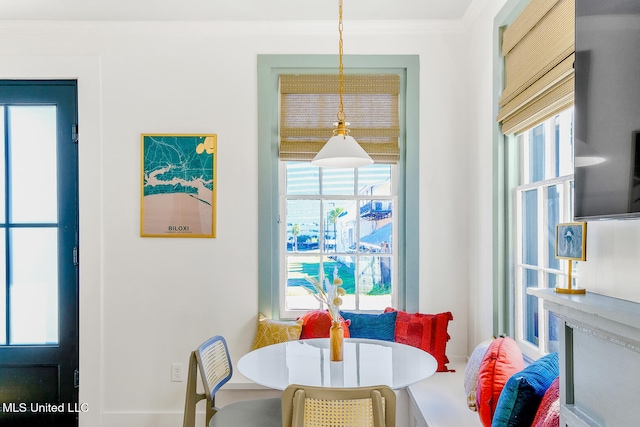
[99,411,192,427]
[97,387,282,427]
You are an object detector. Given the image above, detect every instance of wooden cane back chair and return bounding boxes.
[183,335,281,427]
[281,384,396,427]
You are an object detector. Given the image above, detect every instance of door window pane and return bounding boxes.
[0,107,5,221]
[10,228,58,345]
[0,233,5,345]
[9,106,58,223]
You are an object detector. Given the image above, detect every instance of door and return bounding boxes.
[0,81,79,426]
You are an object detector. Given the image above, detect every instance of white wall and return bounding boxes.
[463,0,508,350]
[579,221,640,302]
[0,18,472,426]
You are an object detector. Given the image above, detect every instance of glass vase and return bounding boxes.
[329,320,344,362]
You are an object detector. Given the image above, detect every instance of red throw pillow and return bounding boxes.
[476,336,525,427]
[385,308,453,372]
[298,310,350,339]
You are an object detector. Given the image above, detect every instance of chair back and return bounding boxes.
[196,335,234,399]
[183,336,233,427]
[281,384,396,427]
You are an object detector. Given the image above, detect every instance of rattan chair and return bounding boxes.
[183,335,281,427]
[281,384,396,427]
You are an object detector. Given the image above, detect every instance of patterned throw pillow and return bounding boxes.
[492,352,559,427]
[298,310,350,339]
[531,376,560,427]
[251,313,303,350]
[464,339,493,411]
[385,308,454,372]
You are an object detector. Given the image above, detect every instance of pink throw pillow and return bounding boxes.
[531,376,560,427]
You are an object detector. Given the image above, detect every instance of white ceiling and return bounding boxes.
[0,0,475,22]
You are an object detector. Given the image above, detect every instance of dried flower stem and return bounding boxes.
[304,267,345,321]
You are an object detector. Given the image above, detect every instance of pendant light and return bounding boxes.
[311,0,373,169]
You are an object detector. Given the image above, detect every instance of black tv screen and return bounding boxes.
[574,0,640,220]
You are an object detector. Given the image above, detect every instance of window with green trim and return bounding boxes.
[257,55,419,319]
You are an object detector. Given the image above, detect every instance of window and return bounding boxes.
[494,0,575,356]
[513,108,573,359]
[280,162,396,318]
[257,55,420,319]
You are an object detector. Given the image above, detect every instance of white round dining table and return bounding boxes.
[237,338,437,390]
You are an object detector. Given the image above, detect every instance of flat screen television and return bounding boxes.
[573,0,640,220]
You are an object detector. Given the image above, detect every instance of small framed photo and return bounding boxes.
[140,134,217,237]
[555,222,586,261]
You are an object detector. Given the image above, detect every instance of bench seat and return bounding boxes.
[407,362,482,427]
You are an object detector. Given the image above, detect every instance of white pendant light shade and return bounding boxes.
[311,133,373,168]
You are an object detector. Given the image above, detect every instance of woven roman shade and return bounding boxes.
[280,74,400,164]
[497,0,575,135]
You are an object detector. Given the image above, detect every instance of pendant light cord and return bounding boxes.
[337,0,346,124]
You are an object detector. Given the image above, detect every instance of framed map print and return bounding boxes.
[140,134,217,237]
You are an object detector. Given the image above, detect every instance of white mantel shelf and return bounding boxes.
[527,288,640,427]
[528,288,640,345]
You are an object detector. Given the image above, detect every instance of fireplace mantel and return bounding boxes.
[528,288,640,427]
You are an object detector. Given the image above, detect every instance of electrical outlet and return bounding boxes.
[171,363,183,382]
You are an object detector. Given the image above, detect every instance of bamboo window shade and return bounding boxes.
[279,74,400,164]
[497,0,575,135]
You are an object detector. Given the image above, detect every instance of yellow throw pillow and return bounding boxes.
[251,313,303,350]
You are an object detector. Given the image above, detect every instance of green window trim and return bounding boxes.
[493,0,537,338]
[257,54,420,319]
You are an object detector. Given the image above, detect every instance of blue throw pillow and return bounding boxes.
[492,352,560,427]
[339,311,397,341]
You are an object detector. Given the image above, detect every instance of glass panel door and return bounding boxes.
[0,80,79,427]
